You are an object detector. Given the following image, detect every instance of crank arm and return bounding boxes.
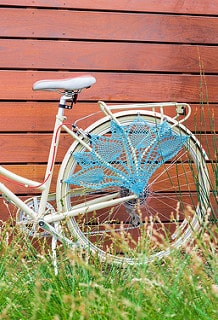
[38,220,80,249]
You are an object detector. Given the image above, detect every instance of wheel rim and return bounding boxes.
[59,112,210,263]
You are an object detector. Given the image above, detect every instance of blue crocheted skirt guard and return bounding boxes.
[65,115,188,196]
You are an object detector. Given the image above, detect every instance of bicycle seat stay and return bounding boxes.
[0,72,211,270]
[33,75,96,92]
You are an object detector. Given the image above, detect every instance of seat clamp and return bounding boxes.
[59,103,72,110]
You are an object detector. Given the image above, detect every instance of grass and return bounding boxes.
[0,221,217,320]
[0,69,217,319]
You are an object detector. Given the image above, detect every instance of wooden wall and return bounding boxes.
[0,0,217,220]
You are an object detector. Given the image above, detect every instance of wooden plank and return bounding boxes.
[0,133,73,163]
[0,9,217,44]
[0,1,216,230]
[0,162,216,221]
[0,164,59,221]
[76,193,217,224]
[0,102,59,132]
[1,193,217,225]
[0,195,30,221]
[0,102,100,132]
[1,0,218,15]
[0,71,217,103]
[56,0,218,15]
[1,39,217,73]
[0,132,216,163]
[0,102,217,133]
[0,164,60,194]
[1,162,215,194]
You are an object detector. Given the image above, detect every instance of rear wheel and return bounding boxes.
[58,111,210,264]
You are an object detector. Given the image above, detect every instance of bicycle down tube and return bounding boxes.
[0,91,86,219]
[0,89,137,223]
[0,75,211,266]
[0,97,207,224]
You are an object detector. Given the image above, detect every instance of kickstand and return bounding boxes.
[51,234,58,276]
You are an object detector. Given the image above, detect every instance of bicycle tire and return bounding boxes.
[57,110,210,264]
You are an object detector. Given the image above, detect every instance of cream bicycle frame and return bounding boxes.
[0,95,196,229]
[0,94,137,226]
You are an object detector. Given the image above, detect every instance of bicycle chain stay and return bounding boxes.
[38,220,80,248]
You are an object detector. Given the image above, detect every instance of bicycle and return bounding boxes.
[0,75,210,268]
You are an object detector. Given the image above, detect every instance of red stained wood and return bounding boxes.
[0,39,217,73]
[0,133,72,163]
[1,0,218,15]
[0,9,217,44]
[1,163,215,191]
[0,3,217,222]
[0,102,217,132]
[0,164,60,194]
[0,131,216,162]
[0,71,217,103]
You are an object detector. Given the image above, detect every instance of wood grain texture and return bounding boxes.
[0,102,217,132]
[0,133,72,163]
[0,9,217,44]
[0,39,217,73]
[0,71,217,103]
[1,0,218,15]
[0,3,217,222]
[0,193,216,225]
[0,168,216,221]
[0,164,59,194]
[0,132,216,163]
[0,162,215,194]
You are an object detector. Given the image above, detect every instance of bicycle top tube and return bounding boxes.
[33,75,96,92]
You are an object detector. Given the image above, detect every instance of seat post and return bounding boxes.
[37,92,75,217]
[58,91,79,116]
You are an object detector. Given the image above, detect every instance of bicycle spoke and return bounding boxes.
[59,111,209,263]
